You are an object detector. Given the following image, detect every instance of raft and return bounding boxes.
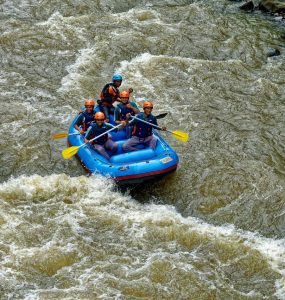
[67,113,179,185]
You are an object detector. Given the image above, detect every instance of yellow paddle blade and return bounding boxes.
[62,146,80,159]
[52,133,69,139]
[171,130,189,142]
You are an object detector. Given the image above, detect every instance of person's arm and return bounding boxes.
[114,107,121,124]
[153,117,166,131]
[127,102,140,114]
[128,115,138,125]
[105,122,115,128]
[107,122,125,132]
[108,86,117,96]
[108,85,121,103]
[74,124,84,134]
[74,114,85,134]
[105,123,115,130]
[84,126,93,143]
[114,107,128,127]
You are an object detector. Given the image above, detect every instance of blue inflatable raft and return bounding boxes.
[67,114,179,185]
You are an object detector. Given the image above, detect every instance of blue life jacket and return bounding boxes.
[81,110,95,131]
[117,103,135,120]
[132,112,157,138]
[89,123,109,145]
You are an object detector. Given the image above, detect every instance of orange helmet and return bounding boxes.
[84,99,95,106]
[143,101,153,109]
[120,91,130,98]
[94,112,105,120]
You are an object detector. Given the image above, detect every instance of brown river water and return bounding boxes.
[0,0,285,299]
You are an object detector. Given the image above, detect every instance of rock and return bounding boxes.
[266,48,281,57]
[239,1,255,10]
[259,0,285,14]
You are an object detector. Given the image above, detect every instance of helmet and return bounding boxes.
[120,91,130,98]
[112,74,123,81]
[94,112,105,120]
[143,101,153,109]
[84,99,95,106]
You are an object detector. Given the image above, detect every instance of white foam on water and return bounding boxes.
[37,12,88,42]
[53,7,192,100]
[57,47,242,102]
[113,8,178,33]
[58,47,97,95]
[1,174,284,299]
[125,204,285,299]
[118,52,241,76]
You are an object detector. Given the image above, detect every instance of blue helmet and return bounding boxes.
[112,74,123,81]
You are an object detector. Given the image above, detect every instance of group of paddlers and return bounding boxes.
[74,73,166,160]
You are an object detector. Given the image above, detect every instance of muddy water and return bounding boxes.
[0,1,285,299]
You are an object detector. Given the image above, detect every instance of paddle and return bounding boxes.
[52,132,84,139]
[53,123,116,140]
[62,123,121,159]
[136,101,167,119]
[131,115,189,142]
[155,112,168,119]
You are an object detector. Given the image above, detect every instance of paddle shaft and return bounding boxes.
[83,123,121,147]
[131,115,173,133]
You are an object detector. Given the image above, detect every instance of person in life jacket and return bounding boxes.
[122,101,166,152]
[114,91,140,138]
[74,99,96,134]
[99,73,133,123]
[84,112,118,160]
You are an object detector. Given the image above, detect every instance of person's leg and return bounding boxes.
[93,144,110,160]
[122,136,140,152]
[102,105,110,122]
[109,106,115,114]
[108,106,115,123]
[105,139,118,155]
[125,125,132,138]
[144,135,157,150]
